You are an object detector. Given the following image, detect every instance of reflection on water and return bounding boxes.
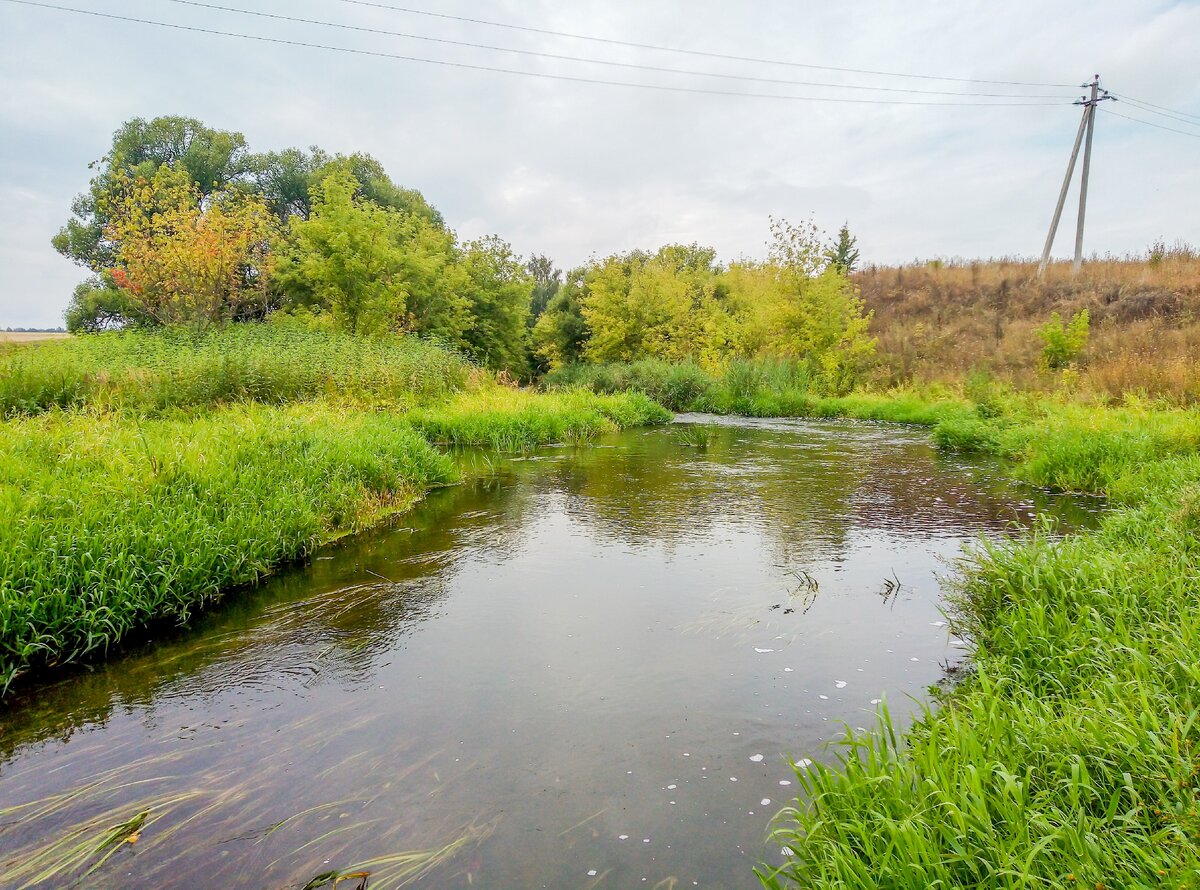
[0,417,1100,888]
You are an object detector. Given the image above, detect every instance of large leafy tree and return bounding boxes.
[459,236,533,376]
[252,147,444,226]
[53,116,253,273]
[102,165,278,329]
[277,168,418,335]
[532,270,590,371]
[579,244,734,367]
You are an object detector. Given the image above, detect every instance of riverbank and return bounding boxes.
[0,329,668,692]
[544,360,1200,885]
[759,398,1200,886]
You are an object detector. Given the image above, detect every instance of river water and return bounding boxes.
[0,416,1098,889]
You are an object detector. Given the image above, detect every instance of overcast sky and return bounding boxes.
[1,0,1197,327]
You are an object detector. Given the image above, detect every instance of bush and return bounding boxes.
[1037,309,1090,371]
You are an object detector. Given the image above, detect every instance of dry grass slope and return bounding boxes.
[858,248,1200,402]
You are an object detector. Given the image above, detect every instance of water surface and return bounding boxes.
[0,416,1098,888]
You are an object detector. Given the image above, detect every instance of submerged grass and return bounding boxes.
[759,398,1200,888]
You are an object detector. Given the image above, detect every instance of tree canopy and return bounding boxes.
[59,114,875,386]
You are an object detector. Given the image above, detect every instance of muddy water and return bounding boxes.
[0,416,1099,889]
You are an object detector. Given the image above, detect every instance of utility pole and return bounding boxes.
[1037,75,1114,277]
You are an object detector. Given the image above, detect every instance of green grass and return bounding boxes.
[0,323,470,417]
[406,386,670,450]
[544,359,969,424]
[759,397,1200,889]
[0,404,454,691]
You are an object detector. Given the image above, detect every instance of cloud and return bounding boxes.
[1,0,1196,326]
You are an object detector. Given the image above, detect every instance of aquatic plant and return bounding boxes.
[676,425,714,449]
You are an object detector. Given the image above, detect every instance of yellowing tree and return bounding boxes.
[727,218,875,388]
[581,245,736,368]
[103,166,278,328]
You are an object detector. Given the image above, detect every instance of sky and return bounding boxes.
[0,0,1197,328]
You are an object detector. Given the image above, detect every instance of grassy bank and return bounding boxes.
[0,329,668,691]
[545,358,970,425]
[0,324,470,417]
[759,397,1200,888]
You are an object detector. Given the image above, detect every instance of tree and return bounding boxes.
[53,116,253,273]
[251,148,444,226]
[730,219,875,388]
[824,223,861,274]
[277,169,415,335]
[579,245,734,367]
[103,166,278,329]
[527,255,562,320]
[1038,309,1089,370]
[532,270,590,371]
[459,236,534,375]
[64,276,153,333]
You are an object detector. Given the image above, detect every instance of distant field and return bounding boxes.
[0,332,70,343]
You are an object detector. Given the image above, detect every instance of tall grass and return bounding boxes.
[760,399,1200,888]
[407,386,670,450]
[0,404,454,690]
[546,359,969,425]
[0,324,470,417]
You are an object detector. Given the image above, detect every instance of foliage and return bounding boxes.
[532,270,590,371]
[532,219,875,388]
[458,236,533,376]
[0,325,471,417]
[1037,308,1090,370]
[823,223,860,273]
[53,116,254,273]
[252,146,443,225]
[102,166,279,329]
[64,276,154,333]
[277,168,421,335]
[580,244,737,368]
[527,254,562,320]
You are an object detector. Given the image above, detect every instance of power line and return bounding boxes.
[154,0,1073,100]
[0,0,1075,107]
[1100,106,1200,140]
[328,0,1077,89]
[1109,94,1200,127]
[1109,92,1200,124]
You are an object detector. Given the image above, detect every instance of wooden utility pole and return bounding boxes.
[1073,77,1101,273]
[1037,75,1113,277]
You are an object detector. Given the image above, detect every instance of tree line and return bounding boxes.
[58,115,871,384]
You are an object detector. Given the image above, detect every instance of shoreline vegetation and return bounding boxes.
[0,328,669,693]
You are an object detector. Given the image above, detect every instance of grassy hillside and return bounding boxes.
[858,250,1200,401]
